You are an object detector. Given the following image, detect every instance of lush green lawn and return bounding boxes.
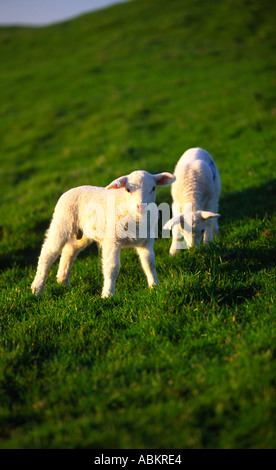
[0,0,275,448]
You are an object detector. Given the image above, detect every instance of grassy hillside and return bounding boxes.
[0,0,275,449]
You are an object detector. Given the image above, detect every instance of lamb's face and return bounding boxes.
[106,170,175,214]
[164,210,219,248]
[177,211,205,248]
[187,212,206,247]
[125,171,157,213]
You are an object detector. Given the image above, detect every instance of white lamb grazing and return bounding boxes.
[31,170,175,298]
[164,148,221,254]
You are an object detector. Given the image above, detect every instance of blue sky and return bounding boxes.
[0,0,130,26]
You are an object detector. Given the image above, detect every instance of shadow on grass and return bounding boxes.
[176,242,275,276]
[0,233,99,272]
[0,245,39,272]
[167,243,275,307]
[218,245,275,272]
[205,282,259,307]
[219,178,276,224]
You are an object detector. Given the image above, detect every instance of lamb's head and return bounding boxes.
[164,210,220,247]
[106,170,175,213]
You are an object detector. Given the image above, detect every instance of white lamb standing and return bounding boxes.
[164,148,221,254]
[31,170,175,298]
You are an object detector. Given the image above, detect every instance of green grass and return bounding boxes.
[0,0,276,449]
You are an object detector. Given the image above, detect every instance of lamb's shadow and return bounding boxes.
[0,219,49,272]
[214,245,274,305]
[219,179,276,224]
[173,242,275,308]
[0,218,99,272]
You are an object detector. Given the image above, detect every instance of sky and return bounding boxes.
[0,0,131,26]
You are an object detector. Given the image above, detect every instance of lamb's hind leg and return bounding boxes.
[57,231,91,287]
[31,223,67,296]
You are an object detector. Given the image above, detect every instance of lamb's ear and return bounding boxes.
[163,214,184,230]
[200,211,220,220]
[153,172,176,186]
[106,175,128,190]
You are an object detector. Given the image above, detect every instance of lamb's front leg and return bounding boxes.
[170,223,185,255]
[136,240,159,288]
[101,241,121,298]
[169,202,187,255]
[203,219,214,244]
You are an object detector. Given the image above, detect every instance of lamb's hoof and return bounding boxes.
[101,291,115,299]
[31,282,44,296]
[169,249,178,257]
[57,276,70,287]
[149,280,160,289]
